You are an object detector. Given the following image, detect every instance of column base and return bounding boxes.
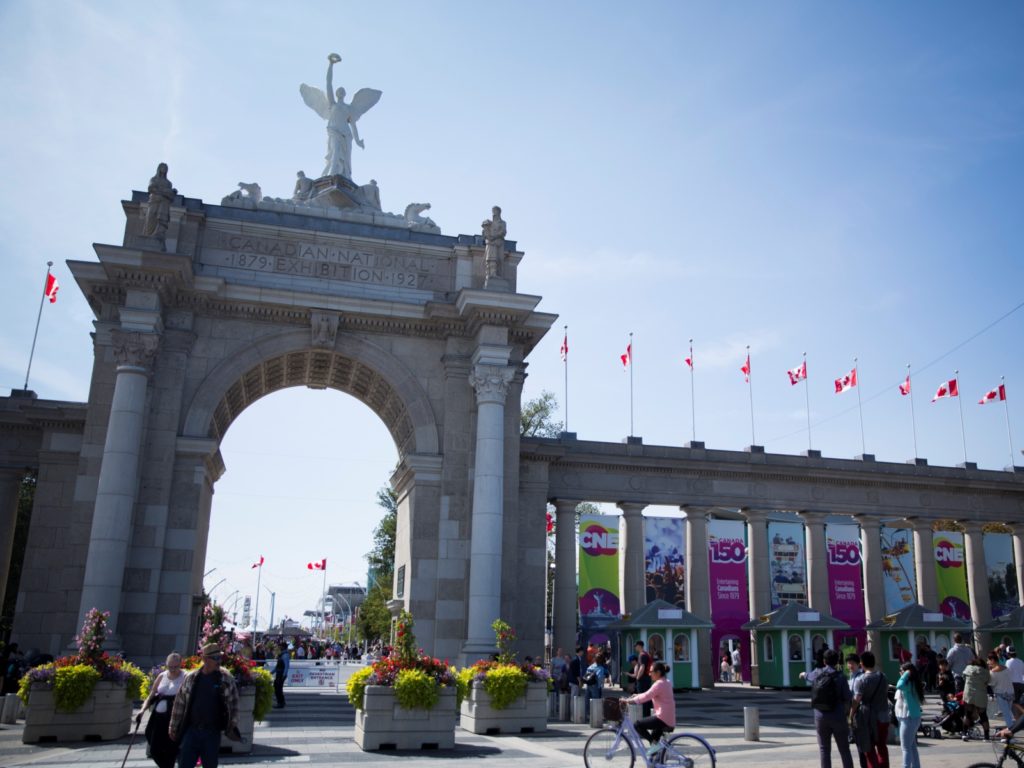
[459,639,498,668]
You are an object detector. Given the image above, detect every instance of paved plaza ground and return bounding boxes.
[0,682,1004,768]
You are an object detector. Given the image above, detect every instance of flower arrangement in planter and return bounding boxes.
[19,608,149,743]
[458,619,551,734]
[346,611,462,750]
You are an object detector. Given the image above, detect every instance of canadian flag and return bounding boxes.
[834,368,857,394]
[559,333,568,362]
[251,555,264,569]
[978,384,1006,405]
[684,346,693,369]
[307,558,327,570]
[787,360,807,385]
[620,343,632,369]
[740,354,751,383]
[545,511,554,534]
[932,378,959,402]
[44,273,59,304]
[899,376,911,396]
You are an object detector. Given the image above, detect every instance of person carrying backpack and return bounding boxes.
[849,651,890,768]
[811,649,855,768]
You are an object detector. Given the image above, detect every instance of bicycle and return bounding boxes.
[583,698,716,768]
[965,735,1024,768]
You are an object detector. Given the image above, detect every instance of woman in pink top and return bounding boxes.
[625,661,676,746]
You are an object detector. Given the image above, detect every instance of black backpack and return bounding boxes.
[811,668,841,712]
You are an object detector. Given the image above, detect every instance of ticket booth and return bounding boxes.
[866,603,973,682]
[605,599,713,691]
[742,604,849,689]
[977,605,1024,655]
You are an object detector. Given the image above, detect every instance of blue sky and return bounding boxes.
[1,2,1021,629]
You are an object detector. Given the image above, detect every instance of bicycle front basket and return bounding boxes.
[603,696,624,722]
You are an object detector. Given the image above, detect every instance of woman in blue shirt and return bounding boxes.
[895,662,924,768]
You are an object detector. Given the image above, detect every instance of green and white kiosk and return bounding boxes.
[742,604,850,689]
[977,605,1024,653]
[865,603,973,682]
[604,599,713,691]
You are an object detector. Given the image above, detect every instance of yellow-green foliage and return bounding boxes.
[122,661,149,701]
[346,666,373,710]
[53,665,102,713]
[394,668,439,711]
[17,668,37,706]
[481,664,528,710]
[251,667,274,721]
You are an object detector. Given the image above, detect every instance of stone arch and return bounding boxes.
[181,328,440,457]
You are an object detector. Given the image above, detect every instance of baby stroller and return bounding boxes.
[926,692,982,740]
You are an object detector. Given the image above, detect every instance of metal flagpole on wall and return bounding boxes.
[689,339,695,443]
[629,332,634,437]
[907,364,919,460]
[24,261,54,391]
[252,559,262,651]
[955,370,968,464]
[855,357,866,456]
[562,325,569,432]
[803,352,812,451]
[1001,376,1015,469]
[321,564,328,639]
[746,345,756,446]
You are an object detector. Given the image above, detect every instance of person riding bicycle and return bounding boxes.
[996,711,1024,739]
[624,660,676,749]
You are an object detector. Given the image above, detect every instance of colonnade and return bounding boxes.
[549,500,1024,659]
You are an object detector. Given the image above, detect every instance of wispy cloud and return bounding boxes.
[691,330,783,370]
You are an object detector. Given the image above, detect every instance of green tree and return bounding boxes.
[355,582,393,643]
[520,390,563,437]
[366,487,397,589]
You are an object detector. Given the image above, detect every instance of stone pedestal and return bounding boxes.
[459,680,547,735]
[22,681,131,743]
[355,686,457,750]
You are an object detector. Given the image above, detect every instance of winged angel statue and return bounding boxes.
[300,53,382,180]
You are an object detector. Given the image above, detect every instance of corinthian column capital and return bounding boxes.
[111,329,160,371]
[469,364,514,405]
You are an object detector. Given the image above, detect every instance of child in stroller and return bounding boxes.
[926,691,982,739]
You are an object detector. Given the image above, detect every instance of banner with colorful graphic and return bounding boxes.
[578,513,621,621]
[934,531,970,619]
[644,517,686,608]
[768,521,807,608]
[984,532,1018,618]
[880,525,917,613]
[708,519,749,680]
[826,523,866,648]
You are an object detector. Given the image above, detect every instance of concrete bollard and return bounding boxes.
[572,694,588,724]
[558,692,571,721]
[743,706,760,741]
[1,694,19,724]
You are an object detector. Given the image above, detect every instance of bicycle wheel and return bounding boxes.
[663,733,716,768]
[963,763,998,768]
[584,727,636,768]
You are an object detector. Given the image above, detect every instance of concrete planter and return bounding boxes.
[460,680,548,735]
[220,688,256,753]
[355,685,457,750]
[22,680,131,743]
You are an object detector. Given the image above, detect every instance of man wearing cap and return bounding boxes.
[169,643,240,768]
[1006,645,1024,711]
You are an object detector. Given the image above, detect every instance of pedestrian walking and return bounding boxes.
[962,656,991,740]
[894,662,924,768]
[169,643,241,768]
[633,640,653,717]
[272,643,290,708]
[810,649,854,768]
[732,646,742,683]
[945,633,973,692]
[988,651,1016,728]
[137,652,185,768]
[850,651,890,768]
[1006,646,1024,713]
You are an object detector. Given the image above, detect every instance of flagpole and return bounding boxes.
[689,338,695,443]
[855,357,866,455]
[563,325,569,433]
[628,331,634,437]
[955,369,968,464]
[321,564,328,639]
[23,261,54,391]
[747,345,756,446]
[1001,376,1015,469]
[908,364,919,459]
[803,352,812,451]
[252,561,262,651]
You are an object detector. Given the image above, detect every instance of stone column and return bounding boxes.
[742,509,771,619]
[553,499,580,656]
[462,363,514,662]
[0,468,25,609]
[618,502,646,616]
[799,511,830,611]
[909,518,938,609]
[1012,526,1024,601]
[960,521,992,649]
[855,515,886,652]
[683,505,713,688]
[77,329,159,639]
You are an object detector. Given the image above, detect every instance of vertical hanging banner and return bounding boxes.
[644,517,686,608]
[826,523,866,646]
[880,525,917,614]
[934,531,970,619]
[984,532,1018,618]
[768,521,807,608]
[708,520,749,680]
[578,513,621,642]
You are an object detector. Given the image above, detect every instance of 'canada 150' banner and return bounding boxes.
[708,520,749,679]
[825,524,866,637]
[578,514,621,619]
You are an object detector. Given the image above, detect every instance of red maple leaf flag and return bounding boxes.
[307,558,327,570]
[684,345,693,369]
[834,368,857,394]
[932,378,959,402]
[545,511,554,534]
[44,273,60,304]
[978,384,1006,405]
[560,333,568,362]
[741,354,751,383]
[787,360,807,385]
[899,376,911,396]
[620,343,632,370]
[251,555,264,569]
